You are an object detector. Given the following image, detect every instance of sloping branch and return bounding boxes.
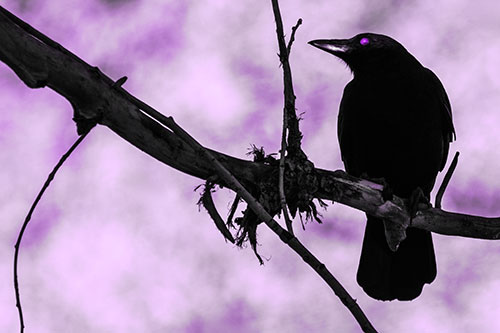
[0,6,499,245]
[167,115,377,332]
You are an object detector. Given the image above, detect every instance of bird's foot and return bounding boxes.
[407,187,431,218]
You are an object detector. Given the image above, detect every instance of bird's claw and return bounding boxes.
[407,187,431,219]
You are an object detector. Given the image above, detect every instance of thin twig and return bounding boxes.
[14,131,90,333]
[165,116,377,333]
[278,18,303,235]
[435,151,459,209]
[287,18,303,55]
[201,181,235,243]
[279,128,294,234]
[270,2,303,156]
[227,194,241,228]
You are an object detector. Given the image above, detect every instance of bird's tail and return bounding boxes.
[356,215,436,301]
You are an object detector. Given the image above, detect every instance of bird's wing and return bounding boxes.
[337,80,358,175]
[423,68,456,171]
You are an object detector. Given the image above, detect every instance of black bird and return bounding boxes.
[309,33,455,301]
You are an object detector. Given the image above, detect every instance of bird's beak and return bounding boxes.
[308,39,351,57]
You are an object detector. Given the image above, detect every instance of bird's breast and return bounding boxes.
[338,75,445,196]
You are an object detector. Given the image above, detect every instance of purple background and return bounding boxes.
[1,0,500,332]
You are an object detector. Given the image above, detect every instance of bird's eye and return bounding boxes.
[360,37,370,46]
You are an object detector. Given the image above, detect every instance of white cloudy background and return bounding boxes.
[1,0,500,332]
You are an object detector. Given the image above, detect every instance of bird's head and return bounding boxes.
[309,33,417,76]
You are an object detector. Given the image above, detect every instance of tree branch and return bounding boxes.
[1,5,498,245]
[14,131,90,333]
[1,4,499,249]
[164,116,377,333]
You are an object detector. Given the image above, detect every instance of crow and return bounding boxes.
[309,33,455,301]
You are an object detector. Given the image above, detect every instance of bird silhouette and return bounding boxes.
[309,33,455,301]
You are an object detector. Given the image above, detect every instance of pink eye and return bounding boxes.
[360,37,370,46]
